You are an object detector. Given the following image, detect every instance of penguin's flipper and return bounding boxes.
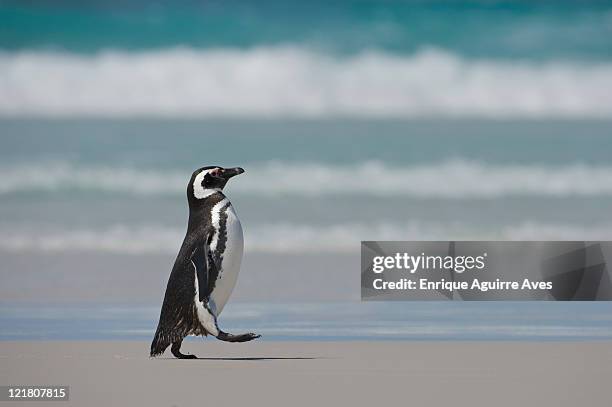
[191,231,221,303]
[191,244,209,303]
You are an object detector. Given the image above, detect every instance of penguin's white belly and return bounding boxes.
[209,205,243,315]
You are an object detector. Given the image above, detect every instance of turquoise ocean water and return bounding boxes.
[2,0,612,59]
[1,1,612,341]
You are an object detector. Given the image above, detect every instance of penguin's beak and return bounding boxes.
[222,167,245,180]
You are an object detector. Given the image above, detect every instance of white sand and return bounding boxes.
[1,341,611,407]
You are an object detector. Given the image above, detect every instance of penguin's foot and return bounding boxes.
[171,341,197,359]
[217,332,261,343]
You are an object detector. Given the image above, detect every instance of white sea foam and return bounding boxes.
[2,160,612,198]
[1,221,610,254]
[0,225,184,255]
[1,47,612,118]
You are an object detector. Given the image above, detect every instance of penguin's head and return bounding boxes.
[188,166,245,202]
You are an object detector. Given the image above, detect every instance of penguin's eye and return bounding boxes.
[209,168,222,177]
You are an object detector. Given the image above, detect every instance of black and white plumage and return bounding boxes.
[151,166,259,359]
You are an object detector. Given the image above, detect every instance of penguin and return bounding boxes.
[150,166,260,359]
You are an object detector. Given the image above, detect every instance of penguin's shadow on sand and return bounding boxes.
[160,357,320,361]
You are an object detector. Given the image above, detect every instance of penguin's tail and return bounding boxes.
[150,326,171,357]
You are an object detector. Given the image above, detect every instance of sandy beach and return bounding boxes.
[1,340,611,406]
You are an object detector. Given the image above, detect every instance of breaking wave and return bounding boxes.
[2,160,612,198]
[2,47,612,118]
[1,221,611,254]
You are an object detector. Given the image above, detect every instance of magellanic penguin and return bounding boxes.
[151,166,260,359]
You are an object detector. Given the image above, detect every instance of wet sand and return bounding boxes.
[1,341,611,407]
